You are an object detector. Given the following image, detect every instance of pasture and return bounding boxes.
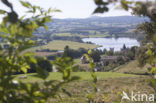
[27,40,99,51]
[14,72,153,103]
[14,72,136,82]
[51,33,110,38]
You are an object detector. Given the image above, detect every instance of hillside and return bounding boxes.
[113,60,150,74]
[14,73,153,103]
[35,16,148,40]
[27,40,99,51]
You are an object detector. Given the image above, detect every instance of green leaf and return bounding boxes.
[33,91,44,97]
[147,49,152,56]
[20,1,31,8]
[35,67,49,79]
[0,10,6,14]
[150,67,156,74]
[94,0,108,5]
[8,11,18,23]
[44,25,48,31]
[53,9,61,12]
[21,67,27,74]
[0,27,9,34]
[121,0,129,10]
[44,16,51,23]
[48,8,51,13]
[29,57,37,64]
[93,6,109,14]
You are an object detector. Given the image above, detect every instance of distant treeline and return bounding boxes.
[52,35,83,42]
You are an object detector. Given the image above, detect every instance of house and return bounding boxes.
[80,55,87,64]
[100,56,118,66]
[94,66,101,72]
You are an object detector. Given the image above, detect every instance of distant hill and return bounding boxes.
[35,16,148,40]
[52,16,148,24]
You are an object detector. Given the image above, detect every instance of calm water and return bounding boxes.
[82,38,140,51]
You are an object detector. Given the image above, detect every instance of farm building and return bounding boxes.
[100,56,118,66]
[80,55,87,64]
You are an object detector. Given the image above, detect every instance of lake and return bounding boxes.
[82,38,140,51]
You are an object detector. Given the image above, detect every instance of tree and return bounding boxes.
[29,57,52,73]
[62,45,73,60]
[90,50,101,62]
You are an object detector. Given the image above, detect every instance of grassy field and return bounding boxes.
[48,76,152,103]
[52,33,110,38]
[113,60,149,74]
[14,72,154,103]
[88,34,110,38]
[74,58,81,65]
[35,52,58,57]
[27,40,99,51]
[52,33,86,38]
[14,72,136,83]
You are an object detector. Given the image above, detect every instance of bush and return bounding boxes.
[29,57,52,73]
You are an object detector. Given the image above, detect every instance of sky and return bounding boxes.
[0,0,132,19]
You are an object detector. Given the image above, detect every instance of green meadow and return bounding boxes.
[14,72,136,83]
[27,40,99,52]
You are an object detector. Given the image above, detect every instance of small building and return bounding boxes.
[100,56,118,66]
[81,55,87,64]
[94,66,101,72]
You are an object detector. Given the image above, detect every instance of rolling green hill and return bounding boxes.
[27,40,99,51]
[35,16,148,40]
[113,60,149,74]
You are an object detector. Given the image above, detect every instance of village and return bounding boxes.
[80,44,138,72]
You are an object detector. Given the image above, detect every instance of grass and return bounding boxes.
[48,76,152,103]
[52,33,110,38]
[88,34,110,38]
[35,52,58,57]
[14,72,154,103]
[52,33,86,38]
[14,72,136,83]
[74,58,81,65]
[113,60,149,74]
[27,40,99,51]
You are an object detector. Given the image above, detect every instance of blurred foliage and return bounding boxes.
[29,57,52,73]
[53,56,73,82]
[84,50,98,103]
[0,0,76,102]
[0,0,155,102]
